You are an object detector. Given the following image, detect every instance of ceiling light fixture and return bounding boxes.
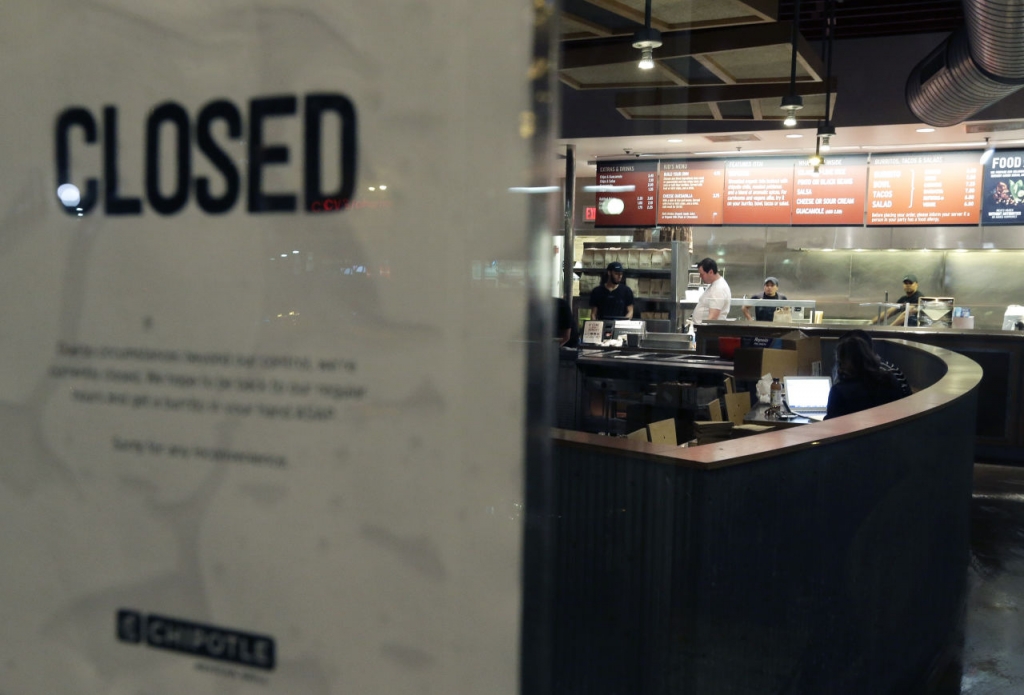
[633,0,662,71]
[780,0,803,127]
[817,124,835,152]
[980,137,995,165]
[782,96,802,127]
[916,127,936,133]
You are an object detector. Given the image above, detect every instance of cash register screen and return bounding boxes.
[612,320,645,338]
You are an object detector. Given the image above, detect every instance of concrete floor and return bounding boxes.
[958,464,1024,693]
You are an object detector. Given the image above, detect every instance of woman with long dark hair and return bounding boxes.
[824,334,906,419]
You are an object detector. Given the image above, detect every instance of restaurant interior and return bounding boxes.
[548,1,1024,692]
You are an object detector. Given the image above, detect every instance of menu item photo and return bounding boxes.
[982,149,1024,225]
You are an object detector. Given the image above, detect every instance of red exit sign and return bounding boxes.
[584,206,596,221]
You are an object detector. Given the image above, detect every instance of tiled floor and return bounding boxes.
[958,464,1024,693]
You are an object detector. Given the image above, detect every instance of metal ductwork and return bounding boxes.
[907,0,1024,127]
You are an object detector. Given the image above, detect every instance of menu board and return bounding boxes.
[982,149,1024,225]
[595,160,657,227]
[657,160,724,224]
[867,152,980,226]
[792,155,868,225]
[723,158,796,225]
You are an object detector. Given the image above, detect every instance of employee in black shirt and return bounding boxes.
[589,262,634,320]
[742,276,787,322]
[871,273,923,326]
[554,297,578,347]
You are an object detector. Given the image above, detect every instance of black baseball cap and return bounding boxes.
[607,262,624,272]
[902,273,918,283]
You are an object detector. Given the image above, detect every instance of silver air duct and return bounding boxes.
[907,0,1024,127]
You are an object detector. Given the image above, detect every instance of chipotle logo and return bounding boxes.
[116,609,276,670]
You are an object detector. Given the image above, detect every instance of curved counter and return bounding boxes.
[695,322,1024,463]
[547,339,981,694]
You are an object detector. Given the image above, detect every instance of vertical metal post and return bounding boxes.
[562,145,576,302]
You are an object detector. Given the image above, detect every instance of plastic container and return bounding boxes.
[718,336,741,359]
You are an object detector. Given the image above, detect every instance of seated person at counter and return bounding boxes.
[742,276,787,321]
[871,273,922,326]
[691,257,731,324]
[589,262,634,320]
[831,329,912,397]
[554,297,578,347]
[825,333,907,419]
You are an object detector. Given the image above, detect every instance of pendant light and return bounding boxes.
[780,0,803,126]
[633,0,662,70]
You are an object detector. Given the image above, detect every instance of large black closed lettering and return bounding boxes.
[55,107,99,215]
[248,96,297,213]
[195,100,242,214]
[104,106,143,215]
[304,94,357,212]
[145,102,190,215]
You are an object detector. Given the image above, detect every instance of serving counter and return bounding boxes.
[694,322,1024,464]
[556,348,732,436]
[545,339,981,693]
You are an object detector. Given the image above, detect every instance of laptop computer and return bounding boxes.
[783,376,832,421]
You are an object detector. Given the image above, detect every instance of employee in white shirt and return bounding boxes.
[691,257,731,324]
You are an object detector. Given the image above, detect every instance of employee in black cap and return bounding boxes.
[588,261,634,320]
[871,273,922,326]
[742,276,787,322]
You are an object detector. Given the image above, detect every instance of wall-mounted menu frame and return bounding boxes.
[867,151,980,226]
[589,151,997,229]
[982,149,1024,225]
[595,160,658,227]
[657,160,724,225]
[792,155,868,225]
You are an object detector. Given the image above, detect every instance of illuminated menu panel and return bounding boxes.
[723,159,796,225]
[657,160,725,225]
[867,152,980,226]
[982,149,1024,225]
[595,160,657,227]
[792,155,868,225]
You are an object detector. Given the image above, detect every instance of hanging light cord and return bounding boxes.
[789,0,801,96]
[824,0,834,127]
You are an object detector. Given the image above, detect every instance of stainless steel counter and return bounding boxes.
[577,349,732,373]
